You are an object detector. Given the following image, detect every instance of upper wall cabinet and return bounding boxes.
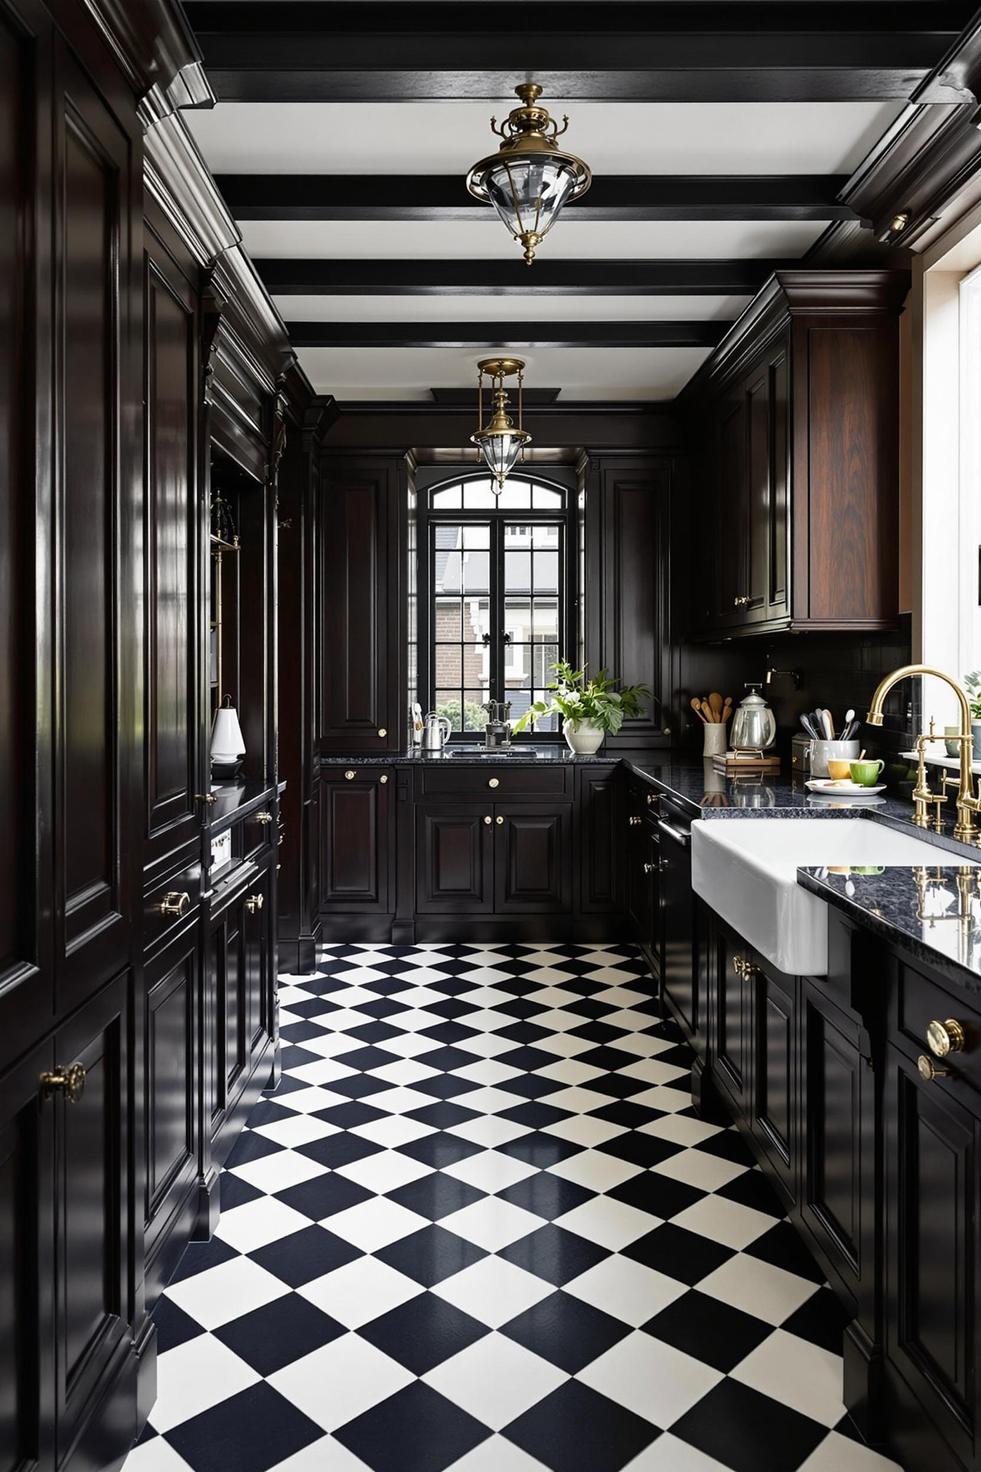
[320,454,406,753]
[688,270,908,639]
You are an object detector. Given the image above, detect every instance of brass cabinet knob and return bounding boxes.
[157,890,190,917]
[646,793,659,806]
[733,955,756,979]
[345,770,356,781]
[628,815,642,827]
[917,1054,950,1082]
[195,792,218,805]
[377,728,388,738]
[926,1018,966,1058]
[643,861,657,874]
[733,595,752,608]
[255,811,274,825]
[40,1062,86,1104]
[483,815,492,825]
[488,778,500,789]
[496,815,504,825]
[379,775,389,784]
[246,892,265,914]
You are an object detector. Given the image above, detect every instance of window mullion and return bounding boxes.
[491,518,504,707]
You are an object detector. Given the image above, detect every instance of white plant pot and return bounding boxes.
[563,718,605,755]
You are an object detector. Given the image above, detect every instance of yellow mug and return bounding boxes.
[826,759,853,780]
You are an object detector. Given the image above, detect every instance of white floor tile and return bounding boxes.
[579,1330,722,1429]
[227,1149,328,1196]
[334,1149,434,1193]
[670,1194,777,1250]
[547,1149,644,1193]
[554,1196,655,1250]
[446,1436,550,1471]
[432,1255,553,1328]
[119,1439,195,1472]
[798,1432,904,1472]
[639,1115,725,1147]
[252,1114,342,1149]
[542,1114,627,1148]
[454,1058,523,1086]
[651,1150,749,1193]
[564,1256,687,1327]
[150,1335,260,1432]
[440,1196,542,1251]
[164,1256,288,1330]
[275,1082,355,1114]
[299,1257,422,1329]
[269,1335,414,1432]
[536,1058,606,1086]
[363,1085,439,1115]
[368,1057,440,1085]
[731,1328,848,1428]
[447,1114,532,1148]
[424,1333,566,1429]
[623,1432,733,1470]
[348,1114,436,1148]
[697,1253,819,1326]
[442,1148,538,1193]
[326,1196,430,1252]
[215,1195,314,1253]
[267,1436,375,1472]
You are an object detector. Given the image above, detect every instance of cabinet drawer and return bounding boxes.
[242,804,277,861]
[417,764,571,801]
[144,856,202,955]
[894,958,981,1094]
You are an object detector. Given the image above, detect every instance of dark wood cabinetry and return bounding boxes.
[416,805,493,915]
[321,767,394,918]
[320,455,406,753]
[751,959,799,1205]
[688,271,907,638]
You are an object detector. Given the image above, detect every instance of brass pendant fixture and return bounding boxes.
[466,84,592,265]
[470,357,532,491]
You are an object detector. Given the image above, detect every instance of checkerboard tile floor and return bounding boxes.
[123,943,903,1472]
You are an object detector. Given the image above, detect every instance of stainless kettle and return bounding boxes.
[730,683,777,752]
[422,711,452,751]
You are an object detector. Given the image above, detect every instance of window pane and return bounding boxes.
[534,645,559,685]
[531,524,561,549]
[434,691,463,729]
[462,692,486,730]
[463,595,491,646]
[531,598,559,642]
[505,550,532,592]
[532,550,559,593]
[531,693,559,732]
[462,523,490,549]
[460,481,498,509]
[434,598,463,641]
[494,481,531,509]
[532,485,564,508]
[505,598,532,642]
[434,646,462,686]
[463,549,490,593]
[431,484,461,508]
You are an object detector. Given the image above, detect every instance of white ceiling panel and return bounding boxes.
[296,345,710,400]
[189,100,903,178]
[274,293,752,323]
[241,217,822,261]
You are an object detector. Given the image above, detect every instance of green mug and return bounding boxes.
[850,758,884,787]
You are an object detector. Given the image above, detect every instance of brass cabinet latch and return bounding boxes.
[157,890,191,917]
[255,811,274,826]
[246,892,265,914]
[195,792,218,806]
[926,1018,966,1058]
[40,1062,86,1104]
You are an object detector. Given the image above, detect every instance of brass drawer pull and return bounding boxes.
[733,955,757,979]
[628,815,641,827]
[255,811,274,826]
[345,770,356,781]
[734,595,752,608]
[379,775,389,784]
[157,890,191,917]
[246,892,265,914]
[40,1062,86,1104]
[195,792,218,806]
[488,778,500,789]
[643,861,657,874]
[926,1018,966,1057]
[917,1054,949,1082]
[377,728,388,738]
[496,815,504,825]
[646,793,659,806]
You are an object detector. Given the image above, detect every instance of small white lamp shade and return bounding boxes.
[211,701,246,763]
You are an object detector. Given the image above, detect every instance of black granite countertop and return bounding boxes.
[799,864,981,991]
[319,746,615,766]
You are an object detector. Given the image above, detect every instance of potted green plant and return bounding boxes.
[964,671,981,761]
[513,660,652,754]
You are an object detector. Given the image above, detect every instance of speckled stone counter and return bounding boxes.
[799,864,981,991]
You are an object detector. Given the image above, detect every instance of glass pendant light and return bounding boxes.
[467,84,592,265]
[470,358,532,492]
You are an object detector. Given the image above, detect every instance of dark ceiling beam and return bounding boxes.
[285,321,728,349]
[183,2,975,103]
[216,173,857,224]
[258,259,787,297]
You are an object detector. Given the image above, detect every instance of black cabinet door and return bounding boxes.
[320,769,393,914]
[320,457,404,752]
[53,975,133,1467]
[626,820,659,968]
[885,1046,981,1471]
[416,805,493,914]
[143,223,203,880]
[495,805,572,914]
[0,1039,54,1472]
[750,960,798,1206]
[142,929,198,1304]
[577,767,620,915]
[243,865,274,1070]
[658,814,696,1043]
[712,926,753,1119]
[800,980,875,1316]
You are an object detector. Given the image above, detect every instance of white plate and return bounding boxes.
[805,779,886,796]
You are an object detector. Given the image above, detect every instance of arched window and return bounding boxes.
[418,474,577,736]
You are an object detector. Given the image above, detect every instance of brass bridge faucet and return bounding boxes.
[866,664,981,843]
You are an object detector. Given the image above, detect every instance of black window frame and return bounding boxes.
[417,471,579,742]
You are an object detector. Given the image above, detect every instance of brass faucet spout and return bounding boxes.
[866,664,978,842]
